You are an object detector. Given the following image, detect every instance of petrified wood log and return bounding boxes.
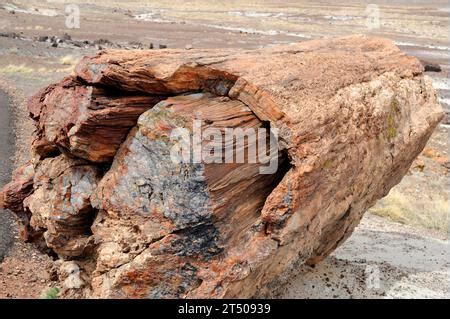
[0,162,35,241]
[0,35,444,298]
[89,93,289,297]
[28,77,164,162]
[23,155,102,258]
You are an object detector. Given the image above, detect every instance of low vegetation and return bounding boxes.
[42,287,59,299]
[369,188,448,234]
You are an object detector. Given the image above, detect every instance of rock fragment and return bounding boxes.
[23,155,101,258]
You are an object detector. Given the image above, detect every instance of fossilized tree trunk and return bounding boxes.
[0,36,443,298]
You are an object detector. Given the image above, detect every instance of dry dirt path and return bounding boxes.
[0,90,14,261]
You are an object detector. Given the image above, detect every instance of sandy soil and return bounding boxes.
[0,82,53,298]
[279,214,449,299]
[0,235,52,298]
[0,0,448,298]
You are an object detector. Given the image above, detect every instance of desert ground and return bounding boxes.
[0,0,448,298]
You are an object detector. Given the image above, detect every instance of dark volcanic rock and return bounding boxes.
[420,59,442,72]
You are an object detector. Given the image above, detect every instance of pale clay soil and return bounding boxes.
[0,0,448,298]
[278,214,449,299]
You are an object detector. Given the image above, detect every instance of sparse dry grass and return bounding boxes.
[59,55,79,66]
[0,62,76,78]
[369,188,449,234]
[8,47,19,54]
[0,64,34,74]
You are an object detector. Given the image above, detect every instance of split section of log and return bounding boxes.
[90,93,288,297]
[28,77,163,162]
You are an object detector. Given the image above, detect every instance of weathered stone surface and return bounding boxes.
[1,35,444,298]
[0,162,34,214]
[74,36,424,126]
[89,93,288,297]
[23,155,102,258]
[28,77,163,162]
[0,162,35,241]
